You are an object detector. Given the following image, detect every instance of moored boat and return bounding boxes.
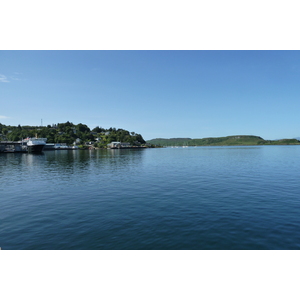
[23,137,47,153]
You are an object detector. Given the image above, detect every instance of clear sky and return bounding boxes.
[1,50,300,140]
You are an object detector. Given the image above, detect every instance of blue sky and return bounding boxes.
[1,50,300,140]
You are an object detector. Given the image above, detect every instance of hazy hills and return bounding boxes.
[147,135,300,147]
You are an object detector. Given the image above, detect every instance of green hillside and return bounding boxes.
[147,135,300,146]
[147,138,192,147]
[0,121,146,148]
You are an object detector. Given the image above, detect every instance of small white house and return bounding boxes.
[107,142,121,148]
[74,138,81,145]
[120,142,131,147]
[107,142,132,149]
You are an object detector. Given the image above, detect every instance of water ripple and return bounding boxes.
[1,147,300,249]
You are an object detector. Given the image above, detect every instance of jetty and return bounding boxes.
[0,141,78,152]
[0,141,28,153]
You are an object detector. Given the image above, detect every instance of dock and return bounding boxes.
[0,141,28,153]
[0,141,79,152]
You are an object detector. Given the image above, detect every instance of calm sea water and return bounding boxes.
[1,146,300,250]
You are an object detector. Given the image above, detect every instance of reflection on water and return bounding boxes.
[1,146,300,249]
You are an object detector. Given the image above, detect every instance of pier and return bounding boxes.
[0,141,28,153]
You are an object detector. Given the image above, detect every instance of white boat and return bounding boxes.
[23,137,47,153]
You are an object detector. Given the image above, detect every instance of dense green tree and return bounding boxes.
[92,126,105,133]
[0,121,148,148]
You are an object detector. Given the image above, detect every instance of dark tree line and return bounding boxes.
[0,121,146,148]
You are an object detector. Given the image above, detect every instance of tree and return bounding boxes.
[76,123,90,133]
[0,121,148,147]
[92,126,105,133]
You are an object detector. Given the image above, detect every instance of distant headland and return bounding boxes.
[0,121,150,149]
[146,135,300,147]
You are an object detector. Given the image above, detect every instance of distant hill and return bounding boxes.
[147,138,192,147]
[147,135,300,146]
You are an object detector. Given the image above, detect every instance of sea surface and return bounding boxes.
[1,146,300,250]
